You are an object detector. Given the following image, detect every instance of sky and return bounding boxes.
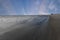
[0,0,60,15]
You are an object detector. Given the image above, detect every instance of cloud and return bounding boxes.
[22,8,26,15]
[58,0,60,3]
[38,0,50,15]
[0,0,16,15]
[39,12,50,15]
[48,1,56,10]
[34,0,40,5]
[0,0,59,15]
[24,0,50,15]
[0,0,50,15]
[48,0,60,13]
